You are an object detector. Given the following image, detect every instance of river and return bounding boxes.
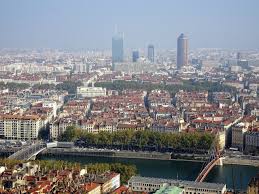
[38,155,259,190]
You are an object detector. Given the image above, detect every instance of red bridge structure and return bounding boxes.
[195,138,222,182]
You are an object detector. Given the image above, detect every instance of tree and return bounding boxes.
[95,80,236,94]
[0,82,30,91]
[32,83,56,90]
[56,81,83,94]
[38,127,50,141]
[58,126,78,141]
[59,127,215,153]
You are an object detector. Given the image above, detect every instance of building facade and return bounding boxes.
[245,131,259,153]
[95,173,120,194]
[112,34,124,64]
[177,33,188,69]
[148,44,155,63]
[232,125,247,151]
[0,115,43,140]
[128,176,227,194]
[77,86,106,98]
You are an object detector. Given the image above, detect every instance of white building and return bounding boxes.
[77,86,106,98]
[42,101,58,118]
[73,63,89,73]
[128,176,227,194]
[0,115,44,140]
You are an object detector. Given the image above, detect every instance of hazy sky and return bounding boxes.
[0,0,259,50]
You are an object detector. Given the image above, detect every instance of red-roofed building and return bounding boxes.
[83,182,101,194]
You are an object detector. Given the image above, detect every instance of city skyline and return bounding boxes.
[0,0,259,192]
[0,0,259,49]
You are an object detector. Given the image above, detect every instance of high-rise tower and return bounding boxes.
[148,44,155,63]
[177,33,188,69]
[112,31,124,70]
[132,50,139,62]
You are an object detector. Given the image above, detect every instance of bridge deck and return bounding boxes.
[195,157,220,182]
[8,142,46,161]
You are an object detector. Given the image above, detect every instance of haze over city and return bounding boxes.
[0,0,259,193]
[0,0,259,49]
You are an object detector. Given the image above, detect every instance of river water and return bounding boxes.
[38,155,259,190]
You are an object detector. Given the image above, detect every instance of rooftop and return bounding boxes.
[129,176,226,190]
[155,185,184,194]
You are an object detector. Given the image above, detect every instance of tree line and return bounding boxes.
[0,82,30,91]
[0,80,235,95]
[0,159,137,184]
[86,162,137,183]
[33,81,83,94]
[95,80,236,95]
[59,127,215,153]
[0,81,83,94]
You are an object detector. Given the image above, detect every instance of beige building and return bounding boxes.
[84,183,101,194]
[98,122,117,133]
[232,124,247,151]
[80,120,98,133]
[95,172,120,194]
[50,119,77,140]
[217,131,226,151]
[0,115,43,140]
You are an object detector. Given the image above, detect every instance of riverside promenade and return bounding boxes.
[40,147,259,167]
[42,147,172,160]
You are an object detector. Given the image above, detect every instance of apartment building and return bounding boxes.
[77,86,106,98]
[0,114,43,140]
[83,183,101,194]
[245,131,259,153]
[50,118,78,140]
[95,172,120,194]
[231,124,247,151]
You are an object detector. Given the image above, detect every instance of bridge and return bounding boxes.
[195,137,223,182]
[8,142,47,161]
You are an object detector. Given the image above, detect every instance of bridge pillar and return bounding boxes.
[216,157,223,166]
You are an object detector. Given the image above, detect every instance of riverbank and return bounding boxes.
[40,147,259,167]
[223,156,259,167]
[1,145,257,168]
[42,147,172,160]
[42,147,211,162]
[38,154,259,190]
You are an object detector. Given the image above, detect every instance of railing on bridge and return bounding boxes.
[195,154,220,182]
[195,134,221,182]
[8,142,46,161]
